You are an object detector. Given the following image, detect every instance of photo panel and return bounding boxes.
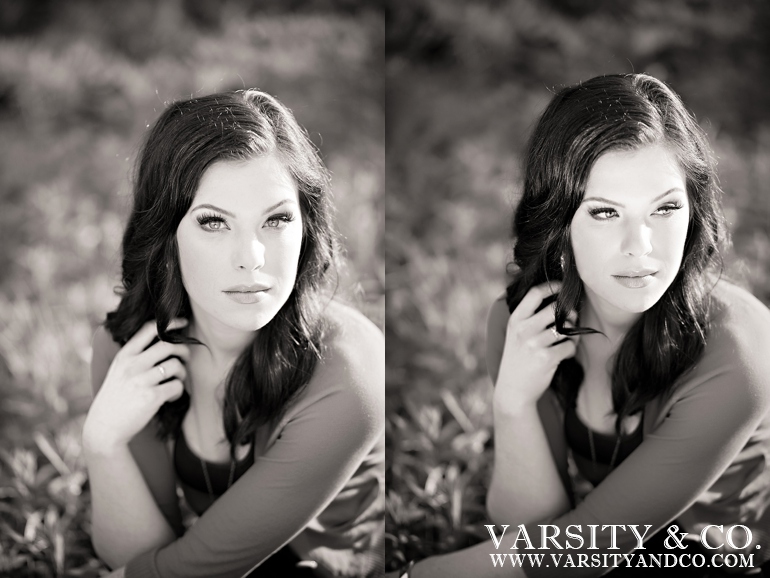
[386,1,770,576]
[0,2,384,577]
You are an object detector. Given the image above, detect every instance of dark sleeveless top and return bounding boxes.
[564,400,643,486]
[173,427,255,510]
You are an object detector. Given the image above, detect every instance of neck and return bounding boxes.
[187,306,254,380]
[581,290,641,346]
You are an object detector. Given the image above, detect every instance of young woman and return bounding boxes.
[82,90,385,578]
[394,74,770,577]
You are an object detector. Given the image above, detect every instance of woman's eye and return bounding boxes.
[587,202,684,221]
[265,212,295,229]
[588,207,618,220]
[654,203,683,216]
[196,213,229,231]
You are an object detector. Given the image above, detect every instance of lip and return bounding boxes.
[223,283,271,305]
[223,290,269,305]
[223,283,271,292]
[612,272,656,289]
[613,268,658,278]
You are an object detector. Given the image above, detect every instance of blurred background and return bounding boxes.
[385,0,770,572]
[0,0,383,575]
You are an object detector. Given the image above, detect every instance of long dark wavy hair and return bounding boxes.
[506,73,728,432]
[105,89,339,460]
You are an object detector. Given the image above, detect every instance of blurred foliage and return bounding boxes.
[0,1,383,575]
[385,0,770,572]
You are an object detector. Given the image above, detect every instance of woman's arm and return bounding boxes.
[85,326,184,569]
[487,402,570,526]
[512,347,770,577]
[85,443,176,569]
[413,293,770,577]
[124,307,385,578]
[485,290,573,526]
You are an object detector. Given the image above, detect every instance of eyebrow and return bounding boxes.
[190,199,297,217]
[581,187,685,208]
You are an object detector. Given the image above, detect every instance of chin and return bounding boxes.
[206,301,283,333]
[604,288,667,314]
[231,311,281,332]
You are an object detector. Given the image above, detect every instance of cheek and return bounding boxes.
[570,219,611,280]
[271,227,304,280]
[290,232,304,273]
[656,213,690,260]
[176,229,218,295]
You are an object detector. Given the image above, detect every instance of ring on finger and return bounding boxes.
[157,364,166,379]
[550,326,560,339]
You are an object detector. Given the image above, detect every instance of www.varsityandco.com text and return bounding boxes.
[485,524,760,571]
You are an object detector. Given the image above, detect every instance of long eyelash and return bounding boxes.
[588,202,684,219]
[588,207,616,217]
[269,211,295,223]
[196,212,226,226]
[659,202,683,211]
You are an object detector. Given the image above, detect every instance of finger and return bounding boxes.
[511,281,562,322]
[166,318,189,331]
[527,301,559,330]
[531,325,565,348]
[522,304,579,337]
[515,302,556,340]
[136,341,190,369]
[556,310,578,332]
[157,357,187,383]
[532,321,580,348]
[140,357,187,387]
[154,379,185,404]
[121,321,161,356]
[122,318,188,356]
[549,337,578,361]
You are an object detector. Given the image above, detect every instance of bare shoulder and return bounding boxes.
[91,325,121,396]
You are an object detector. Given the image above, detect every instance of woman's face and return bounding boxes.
[570,144,690,319]
[176,154,304,334]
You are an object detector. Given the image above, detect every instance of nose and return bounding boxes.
[620,221,653,258]
[232,234,265,271]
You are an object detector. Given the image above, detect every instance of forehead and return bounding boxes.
[193,154,298,207]
[585,144,686,200]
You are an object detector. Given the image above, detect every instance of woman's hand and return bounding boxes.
[83,319,190,455]
[494,282,578,414]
